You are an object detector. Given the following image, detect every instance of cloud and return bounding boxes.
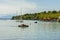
[0,0,37,15]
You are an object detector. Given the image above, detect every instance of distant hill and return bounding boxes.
[0,13,16,20]
[0,18,11,20]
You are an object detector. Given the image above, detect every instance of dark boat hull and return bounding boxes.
[18,24,29,27]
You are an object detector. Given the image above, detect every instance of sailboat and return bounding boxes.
[19,15,23,23]
[16,9,23,23]
[18,8,29,27]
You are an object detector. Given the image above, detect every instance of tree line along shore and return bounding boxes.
[12,10,60,22]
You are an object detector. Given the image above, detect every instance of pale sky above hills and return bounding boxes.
[0,0,60,18]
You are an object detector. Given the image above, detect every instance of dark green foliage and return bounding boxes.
[52,10,57,13]
[43,11,46,13]
[48,11,51,13]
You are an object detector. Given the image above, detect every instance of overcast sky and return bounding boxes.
[0,0,60,18]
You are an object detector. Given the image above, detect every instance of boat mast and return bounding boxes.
[20,8,22,20]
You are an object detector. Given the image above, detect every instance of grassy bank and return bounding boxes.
[12,10,60,21]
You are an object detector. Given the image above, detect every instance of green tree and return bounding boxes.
[52,10,57,13]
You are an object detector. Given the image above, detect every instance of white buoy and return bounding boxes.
[59,16,60,19]
[57,16,60,22]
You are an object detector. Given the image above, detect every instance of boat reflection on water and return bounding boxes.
[16,20,23,23]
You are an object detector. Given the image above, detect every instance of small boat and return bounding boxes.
[18,24,29,27]
[34,21,37,23]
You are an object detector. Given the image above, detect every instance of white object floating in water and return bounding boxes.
[59,16,60,19]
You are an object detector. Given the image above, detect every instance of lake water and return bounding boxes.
[0,20,60,40]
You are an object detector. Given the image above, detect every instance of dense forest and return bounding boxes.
[12,10,60,21]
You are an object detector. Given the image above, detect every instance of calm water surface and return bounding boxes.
[0,20,60,40]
